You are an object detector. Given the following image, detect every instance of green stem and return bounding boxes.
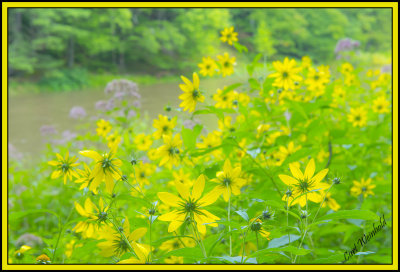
[287,196,293,261]
[255,231,259,250]
[228,188,232,257]
[149,217,153,263]
[107,218,135,254]
[52,205,74,263]
[190,221,207,259]
[293,195,308,264]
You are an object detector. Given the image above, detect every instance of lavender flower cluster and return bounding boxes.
[334,38,360,59]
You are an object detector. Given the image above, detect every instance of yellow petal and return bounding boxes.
[191,174,205,200]
[130,227,147,241]
[79,150,103,161]
[278,174,298,186]
[174,180,190,200]
[311,168,329,184]
[289,163,304,180]
[199,186,223,207]
[158,192,182,207]
[304,159,315,180]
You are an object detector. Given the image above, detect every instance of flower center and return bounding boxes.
[168,147,180,156]
[192,90,200,99]
[102,158,112,168]
[61,163,69,173]
[282,72,289,78]
[251,222,262,231]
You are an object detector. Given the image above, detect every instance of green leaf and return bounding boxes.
[9,209,60,222]
[317,210,380,222]
[235,210,249,222]
[249,245,311,258]
[181,124,203,151]
[267,234,301,248]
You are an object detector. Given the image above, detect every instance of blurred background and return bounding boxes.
[8,8,392,157]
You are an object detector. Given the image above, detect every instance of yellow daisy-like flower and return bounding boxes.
[340,62,354,75]
[301,56,312,69]
[178,72,205,113]
[48,151,80,184]
[168,168,193,188]
[96,119,112,137]
[350,178,376,198]
[279,141,301,160]
[147,148,158,161]
[15,245,31,258]
[159,237,196,252]
[65,240,83,258]
[213,87,235,109]
[217,52,236,77]
[72,198,109,238]
[321,192,340,211]
[249,218,271,240]
[131,161,156,186]
[152,115,177,140]
[372,96,390,114]
[256,124,271,139]
[133,133,153,151]
[268,57,302,90]
[317,149,330,163]
[347,107,367,127]
[157,174,222,234]
[198,56,218,77]
[155,134,182,169]
[211,160,246,202]
[220,26,238,45]
[36,254,51,264]
[305,66,330,92]
[79,147,123,194]
[97,217,148,259]
[344,73,356,86]
[107,133,121,149]
[279,158,329,207]
[218,115,236,133]
[75,163,96,193]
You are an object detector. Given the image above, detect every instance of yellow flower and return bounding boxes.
[351,178,376,198]
[344,73,356,86]
[198,56,218,77]
[268,57,302,90]
[218,115,236,133]
[317,149,330,163]
[48,151,80,184]
[158,175,221,234]
[96,119,112,137]
[331,86,346,107]
[131,161,156,186]
[36,254,51,264]
[75,163,96,193]
[236,138,247,159]
[256,124,271,139]
[321,192,340,211]
[372,96,390,114]
[79,147,123,194]
[249,218,271,240]
[156,134,182,169]
[179,72,205,113]
[15,245,31,258]
[340,62,354,75]
[65,240,82,258]
[305,66,330,93]
[220,26,238,45]
[279,158,329,207]
[347,107,367,127]
[73,198,109,238]
[279,141,301,159]
[152,115,177,140]
[217,52,236,77]
[134,133,153,151]
[213,87,235,109]
[301,56,312,69]
[147,148,158,161]
[159,237,196,252]
[233,91,251,108]
[211,160,246,202]
[164,256,184,264]
[107,133,121,149]
[97,217,148,259]
[168,168,193,188]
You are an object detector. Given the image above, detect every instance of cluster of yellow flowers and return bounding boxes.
[43,26,391,264]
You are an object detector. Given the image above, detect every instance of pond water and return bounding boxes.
[8,77,234,157]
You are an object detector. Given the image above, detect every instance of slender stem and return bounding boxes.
[107,218,135,253]
[255,231,259,250]
[311,183,334,225]
[240,229,249,263]
[232,137,282,197]
[190,221,207,259]
[52,205,74,263]
[293,196,308,264]
[325,140,333,169]
[286,197,293,261]
[149,217,153,263]
[228,188,232,257]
